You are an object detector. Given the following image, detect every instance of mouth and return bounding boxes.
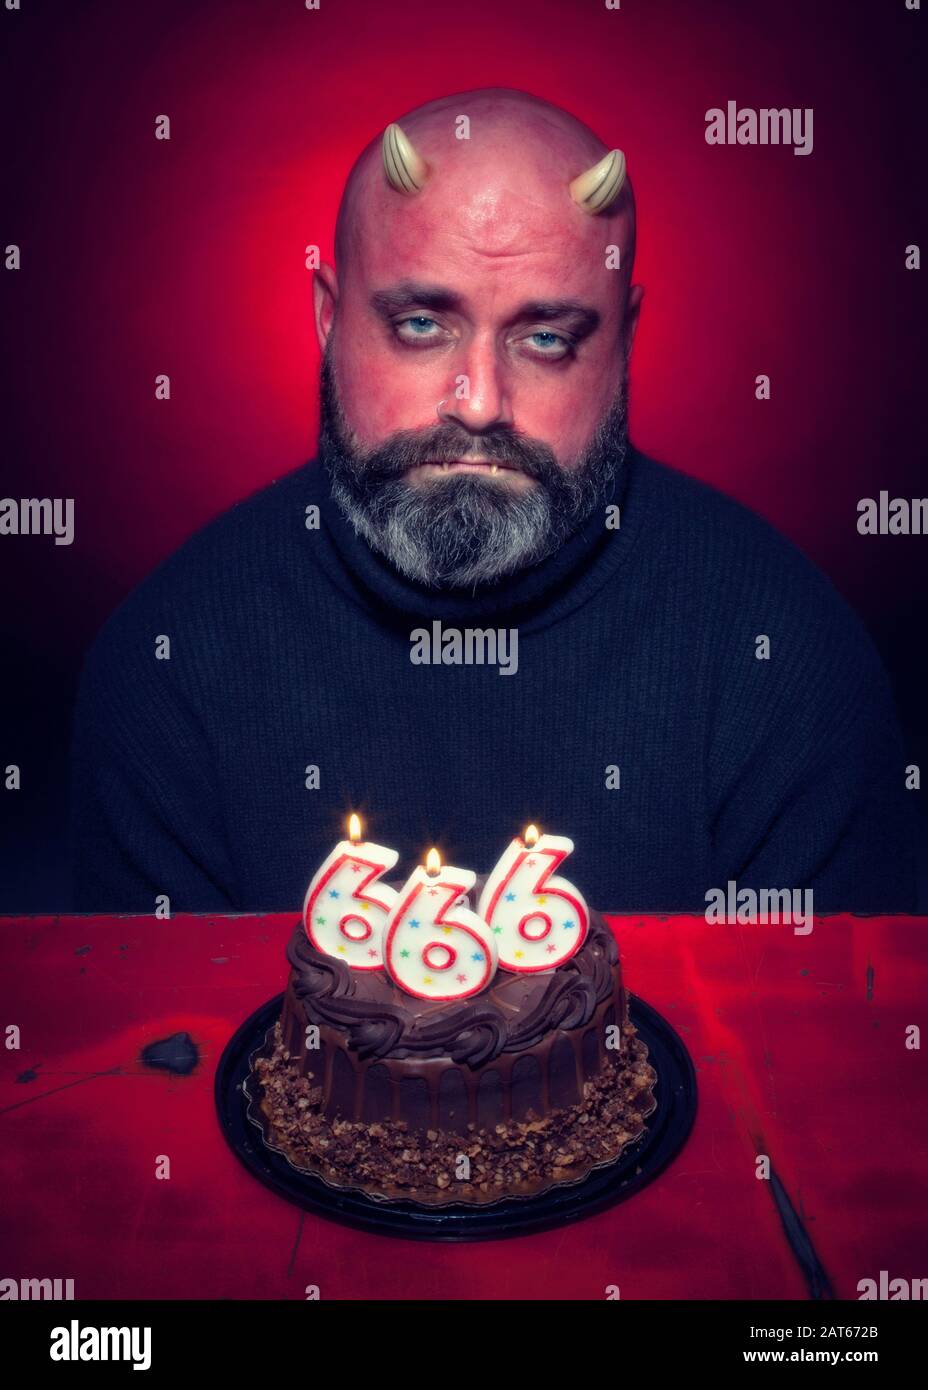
[413,458,520,476]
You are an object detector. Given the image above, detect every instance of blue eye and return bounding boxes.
[396,315,440,343]
[529,331,566,351]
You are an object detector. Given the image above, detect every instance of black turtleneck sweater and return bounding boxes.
[68,448,917,913]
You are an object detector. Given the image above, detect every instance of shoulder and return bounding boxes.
[630,447,828,581]
[78,462,323,688]
[627,448,877,662]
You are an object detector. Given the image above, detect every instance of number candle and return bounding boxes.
[477,824,590,972]
[302,814,399,971]
[384,848,498,1001]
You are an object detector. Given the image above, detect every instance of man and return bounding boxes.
[69,87,916,913]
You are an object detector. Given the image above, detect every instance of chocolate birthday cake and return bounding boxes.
[251,875,657,1205]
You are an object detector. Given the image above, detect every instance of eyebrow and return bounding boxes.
[369,281,601,337]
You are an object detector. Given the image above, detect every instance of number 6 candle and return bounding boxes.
[384,848,498,1001]
[478,824,589,972]
[302,814,399,971]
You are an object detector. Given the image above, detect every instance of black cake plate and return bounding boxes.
[215,992,696,1241]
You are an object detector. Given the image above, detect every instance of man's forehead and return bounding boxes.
[356,158,611,257]
[351,195,619,316]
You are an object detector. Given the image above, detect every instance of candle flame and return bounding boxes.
[523,824,540,847]
[425,847,442,876]
[348,814,362,843]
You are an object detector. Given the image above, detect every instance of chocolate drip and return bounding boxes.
[278,983,626,1135]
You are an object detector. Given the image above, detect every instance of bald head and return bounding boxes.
[334,87,636,299]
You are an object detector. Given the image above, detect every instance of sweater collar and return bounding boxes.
[301,448,644,635]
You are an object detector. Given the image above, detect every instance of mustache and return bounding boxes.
[317,341,630,518]
[348,422,562,484]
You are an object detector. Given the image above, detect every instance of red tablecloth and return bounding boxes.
[2,911,925,1300]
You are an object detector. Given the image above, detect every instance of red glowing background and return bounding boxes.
[1,0,925,906]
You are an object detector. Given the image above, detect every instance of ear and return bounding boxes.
[623,283,644,357]
[313,262,339,353]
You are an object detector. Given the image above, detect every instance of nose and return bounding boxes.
[439,334,515,434]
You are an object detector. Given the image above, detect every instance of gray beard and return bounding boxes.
[317,345,629,589]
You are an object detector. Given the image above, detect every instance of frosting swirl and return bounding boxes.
[285,911,618,1067]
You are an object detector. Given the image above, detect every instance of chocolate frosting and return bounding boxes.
[285,909,618,1068]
